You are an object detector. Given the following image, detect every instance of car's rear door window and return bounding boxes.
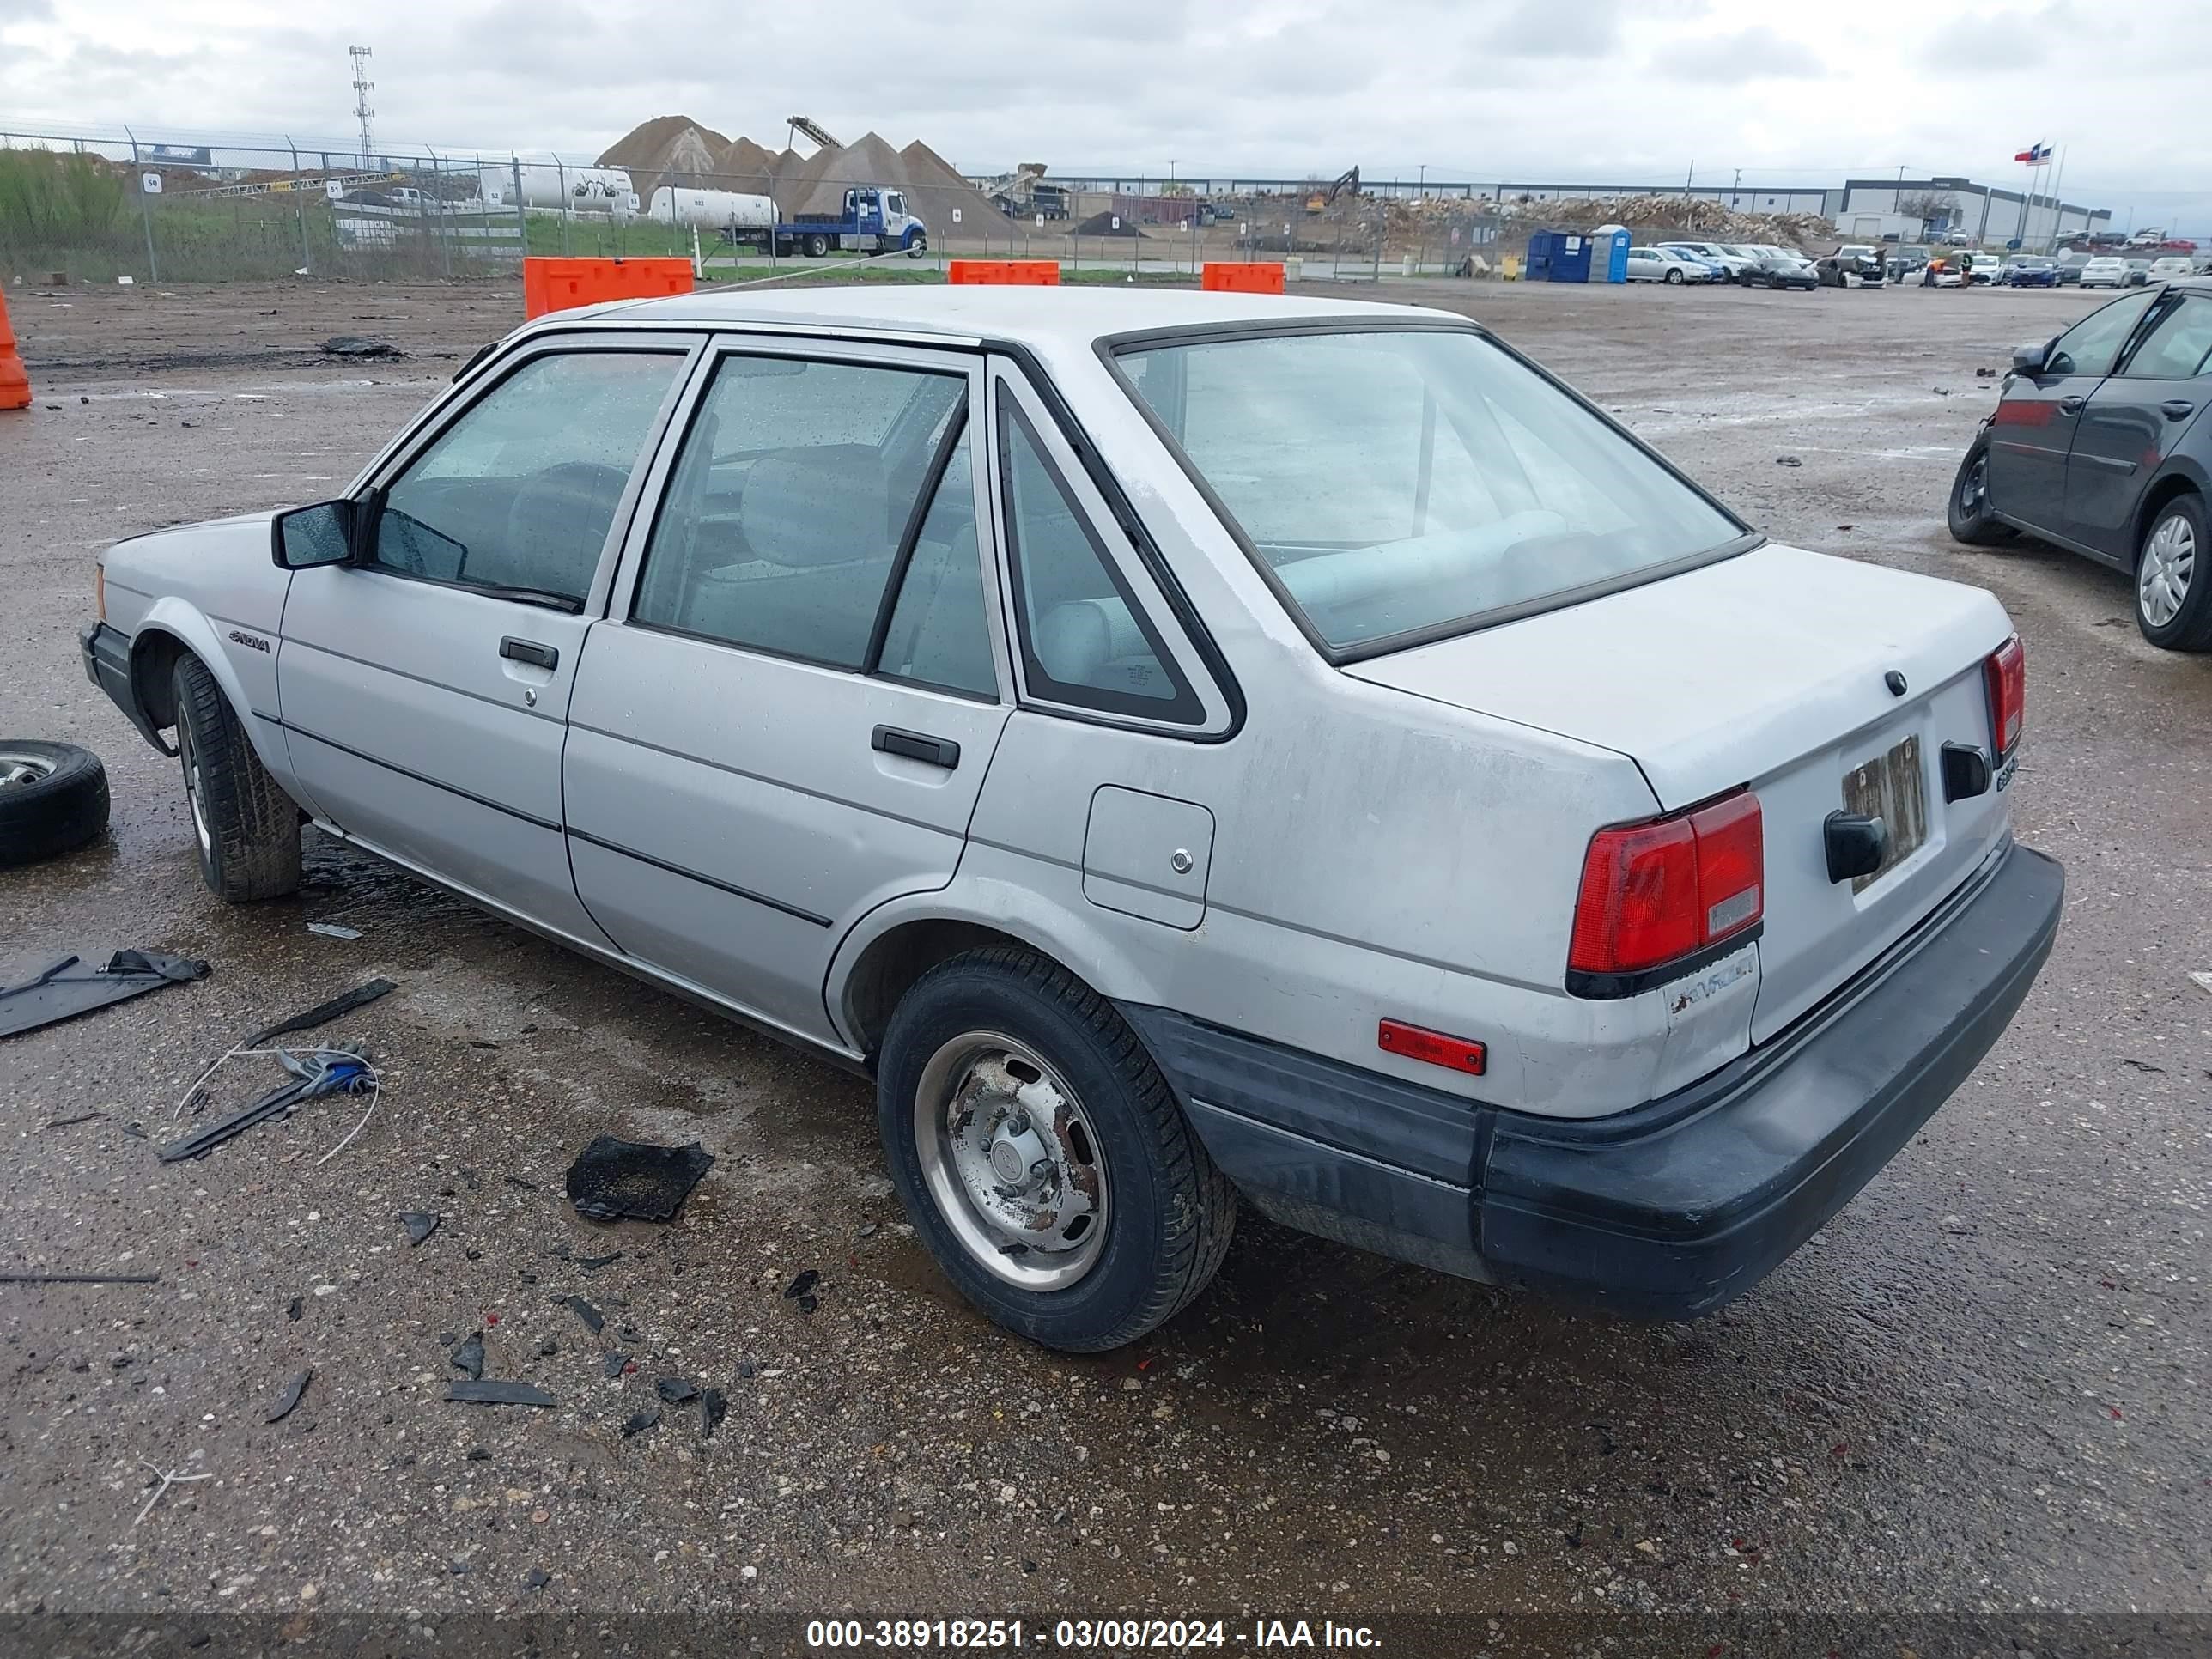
[1116,328,1742,655]
[632,354,994,688]
[371,351,684,605]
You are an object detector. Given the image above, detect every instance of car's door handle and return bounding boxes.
[872,726,959,769]
[499,637,558,670]
[2057,395,2087,415]
[2161,399,2195,422]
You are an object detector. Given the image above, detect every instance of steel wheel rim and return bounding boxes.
[0,750,56,788]
[179,720,212,856]
[2139,513,2196,629]
[1960,454,1989,515]
[913,1031,1109,1291]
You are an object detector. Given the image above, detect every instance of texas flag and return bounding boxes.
[2015,143,2051,163]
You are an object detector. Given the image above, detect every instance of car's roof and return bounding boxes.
[580,284,1460,350]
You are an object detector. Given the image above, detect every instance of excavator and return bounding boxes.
[1304,166,1358,214]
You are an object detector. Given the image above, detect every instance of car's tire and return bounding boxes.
[803,232,830,258]
[1665,268,1683,285]
[0,741,109,869]
[1947,438,2016,547]
[905,231,927,259]
[2134,492,2212,651]
[877,946,1237,1352]
[172,653,301,901]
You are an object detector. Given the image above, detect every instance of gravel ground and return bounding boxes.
[1,276,2207,1634]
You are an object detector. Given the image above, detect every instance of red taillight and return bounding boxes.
[1984,635,2025,757]
[1377,1019,1487,1076]
[1568,791,1764,983]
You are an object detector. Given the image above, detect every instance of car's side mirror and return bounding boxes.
[2011,339,2053,375]
[272,499,356,570]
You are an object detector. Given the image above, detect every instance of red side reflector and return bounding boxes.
[1984,635,2025,757]
[1377,1019,1487,1076]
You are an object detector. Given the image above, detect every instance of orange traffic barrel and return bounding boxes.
[1200,262,1285,294]
[946,260,1061,286]
[0,289,30,411]
[522,257,695,320]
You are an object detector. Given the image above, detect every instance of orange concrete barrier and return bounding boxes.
[946,259,1061,286]
[0,289,30,411]
[522,257,695,320]
[1200,262,1286,295]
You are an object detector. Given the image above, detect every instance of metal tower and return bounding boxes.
[349,46,375,167]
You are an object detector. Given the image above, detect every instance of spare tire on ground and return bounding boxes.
[0,741,111,868]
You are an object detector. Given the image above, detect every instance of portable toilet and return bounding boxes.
[1525,230,1594,283]
[1591,224,1632,283]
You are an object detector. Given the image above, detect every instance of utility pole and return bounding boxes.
[349,46,375,168]
[1684,159,1694,204]
[1731,167,1741,207]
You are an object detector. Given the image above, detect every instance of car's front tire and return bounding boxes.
[173,653,301,901]
[1664,268,1683,285]
[2135,492,2211,651]
[1948,437,2016,547]
[877,947,1237,1352]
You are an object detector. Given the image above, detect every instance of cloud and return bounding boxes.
[0,0,52,27]
[1486,0,1624,58]
[1649,26,1823,82]
[1918,9,2062,71]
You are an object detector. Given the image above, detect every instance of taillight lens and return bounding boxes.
[1569,791,1764,981]
[1984,635,2024,757]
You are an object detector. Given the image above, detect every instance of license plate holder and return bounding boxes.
[1840,733,1926,893]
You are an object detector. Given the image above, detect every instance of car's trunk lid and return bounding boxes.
[1346,544,2017,1042]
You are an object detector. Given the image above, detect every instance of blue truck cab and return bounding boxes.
[777,186,929,259]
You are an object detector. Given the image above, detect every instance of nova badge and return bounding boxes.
[228,629,272,654]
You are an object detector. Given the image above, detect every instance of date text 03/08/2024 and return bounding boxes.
[805,1619,1382,1650]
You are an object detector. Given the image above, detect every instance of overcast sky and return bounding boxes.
[3,0,2205,227]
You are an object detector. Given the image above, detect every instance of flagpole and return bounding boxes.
[2046,145,2068,252]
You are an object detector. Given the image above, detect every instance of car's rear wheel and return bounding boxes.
[173,653,301,901]
[877,947,1236,1352]
[804,232,830,258]
[1947,439,2016,547]
[0,741,109,869]
[2135,493,2212,651]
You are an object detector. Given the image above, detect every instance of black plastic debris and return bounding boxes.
[783,1270,819,1301]
[286,1297,302,1322]
[620,1408,660,1438]
[44,1110,106,1130]
[562,1295,604,1334]
[451,1334,485,1381]
[466,1447,490,1462]
[264,1369,313,1424]
[654,1376,698,1405]
[0,1269,160,1285]
[241,976,397,1048]
[503,1174,539,1193]
[1775,454,1803,468]
[601,1352,629,1379]
[446,1380,554,1407]
[401,1212,441,1247]
[796,1294,819,1315]
[157,1046,374,1164]
[699,1387,727,1439]
[319,336,402,359]
[523,1568,550,1591]
[574,1252,622,1273]
[565,1136,714,1224]
[0,950,209,1040]
[537,1340,558,1358]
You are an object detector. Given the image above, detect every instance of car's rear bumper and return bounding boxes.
[1125,837,2063,1321]
[81,620,169,752]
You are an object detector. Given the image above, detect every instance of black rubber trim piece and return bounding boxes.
[1564,923,1763,1001]
[563,826,832,927]
[1123,837,2064,1321]
[278,720,562,833]
[81,622,172,755]
[1942,741,1992,802]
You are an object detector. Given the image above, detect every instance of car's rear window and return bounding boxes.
[1114,328,1743,654]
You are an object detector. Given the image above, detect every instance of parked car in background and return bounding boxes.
[2149,256,2197,283]
[1961,251,2007,285]
[1887,246,1932,283]
[1659,241,1753,279]
[1738,253,1819,290]
[1626,246,1718,284]
[2054,252,2092,285]
[2080,256,2130,289]
[81,287,2064,1351]
[1818,246,1887,288]
[2125,259,2154,286]
[2000,257,2059,288]
[1950,280,2212,649]
[1921,256,1968,289]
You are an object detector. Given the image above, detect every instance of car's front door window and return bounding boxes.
[2118,295,2212,380]
[372,351,684,605]
[2045,291,2160,378]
